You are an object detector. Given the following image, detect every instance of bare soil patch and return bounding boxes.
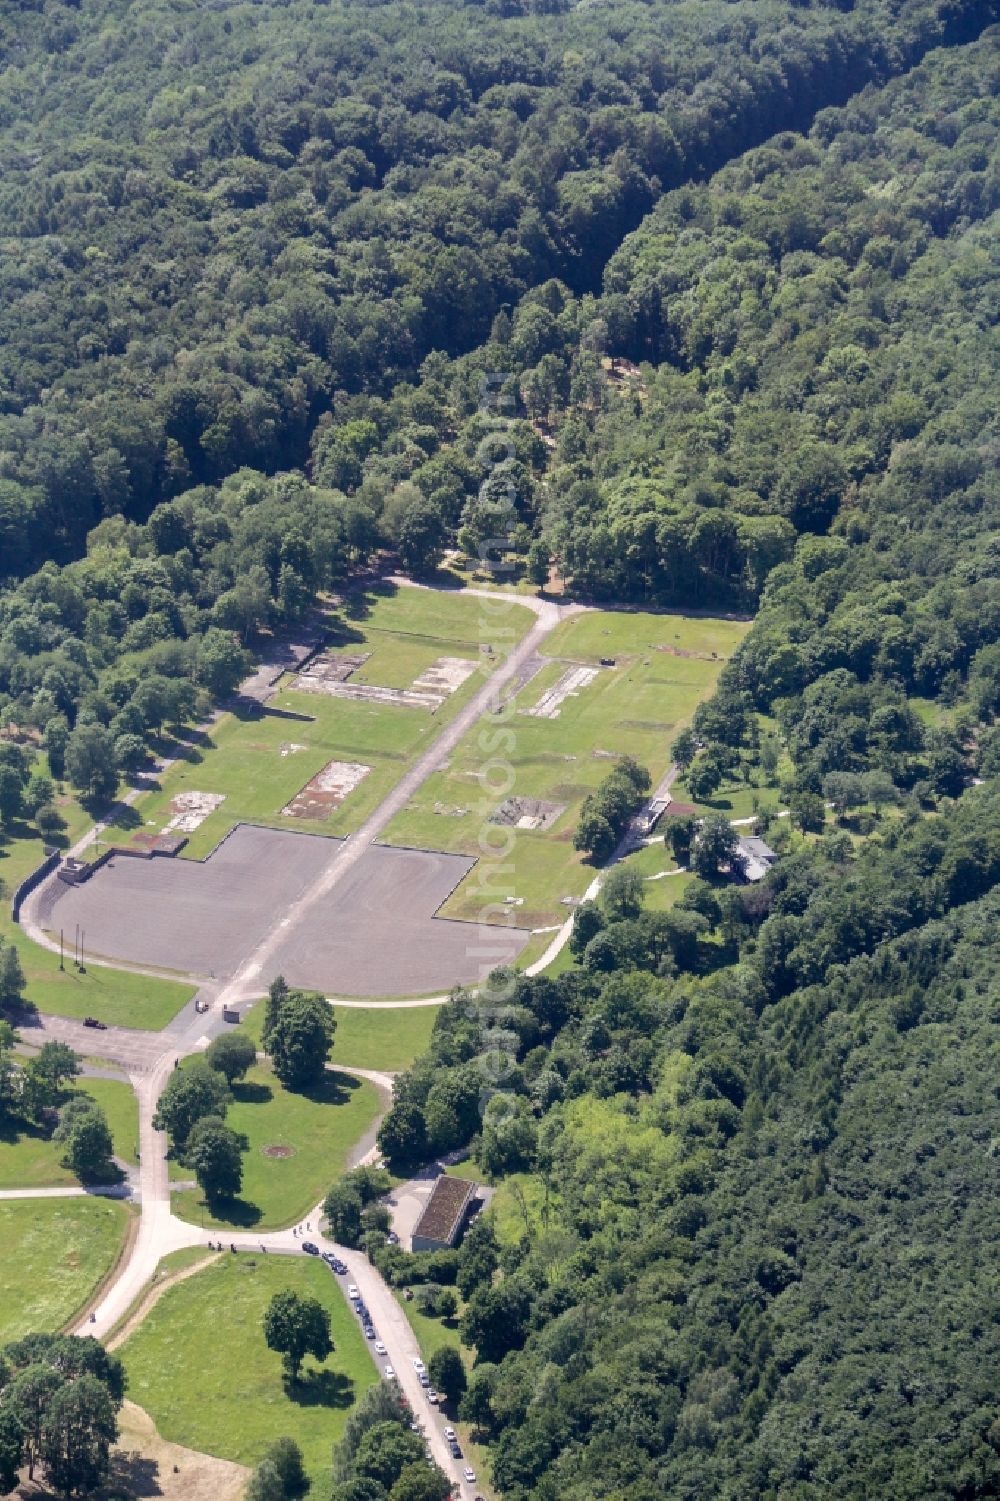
[111,1400,247,1501]
[282,759,370,819]
[261,1144,295,1159]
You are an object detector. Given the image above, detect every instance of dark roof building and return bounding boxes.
[411,1175,478,1253]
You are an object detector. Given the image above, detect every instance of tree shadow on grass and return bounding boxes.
[109,804,142,832]
[233,1079,273,1106]
[199,1194,262,1228]
[421,565,465,591]
[3,814,46,846]
[0,1113,50,1148]
[298,1069,363,1108]
[286,1366,355,1409]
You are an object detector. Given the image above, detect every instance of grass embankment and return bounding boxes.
[121,1254,376,1492]
[0,1196,132,1344]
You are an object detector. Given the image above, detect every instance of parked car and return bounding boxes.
[332,1259,347,1274]
[83,1017,107,1030]
[384,1365,395,1379]
[449,1440,462,1458]
[301,1241,319,1255]
[347,1284,360,1300]
[387,1231,399,1244]
[463,1469,476,1485]
[418,1372,430,1387]
[443,1427,456,1441]
[374,1340,387,1355]
[426,1389,439,1404]
[412,1357,426,1374]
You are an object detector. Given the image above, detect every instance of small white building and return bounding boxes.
[736,835,779,882]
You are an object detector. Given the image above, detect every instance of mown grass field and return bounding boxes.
[121,1253,376,1492]
[243,999,439,1073]
[171,1062,380,1231]
[0,1195,132,1343]
[384,607,751,928]
[618,842,695,913]
[117,585,534,858]
[0,1075,138,1189]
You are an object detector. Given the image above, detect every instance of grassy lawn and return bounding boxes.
[396,1292,467,1367]
[115,585,534,858]
[0,798,193,1028]
[0,1077,138,1189]
[542,608,749,661]
[81,1077,140,1165]
[121,1253,376,1491]
[618,842,694,913]
[171,1062,380,1231]
[243,1001,439,1073]
[0,1196,132,1343]
[384,607,750,927]
[671,772,783,822]
[318,1005,439,1070]
[533,939,577,978]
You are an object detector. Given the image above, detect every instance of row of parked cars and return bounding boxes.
[307,1243,479,1492]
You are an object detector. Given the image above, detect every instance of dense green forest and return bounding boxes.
[0,9,996,815]
[0,0,993,570]
[368,788,1000,1500]
[0,2,998,1497]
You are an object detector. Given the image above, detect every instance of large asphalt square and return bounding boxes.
[41,825,528,996]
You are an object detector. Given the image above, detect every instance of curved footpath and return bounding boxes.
[11,581,588,1500]
[2,576,719,1497]
[11,582,703,1495]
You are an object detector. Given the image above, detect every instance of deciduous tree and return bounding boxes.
[263,1291,332,1382]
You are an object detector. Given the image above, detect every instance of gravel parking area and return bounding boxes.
[41,825,528,995]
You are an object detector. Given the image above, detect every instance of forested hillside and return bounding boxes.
[0,5,998,1497]
[370,790,1000,1500]
[0,0,993,569]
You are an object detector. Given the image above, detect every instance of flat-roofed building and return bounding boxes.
[411,1175,478,1253]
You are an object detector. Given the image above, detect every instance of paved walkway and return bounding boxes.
[0,1186,88,1200]
[12,580,721,1499]
[20,581,579,1501]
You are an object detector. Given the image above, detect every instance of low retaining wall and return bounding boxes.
[11,850,61,921]
[56,839,187,887]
